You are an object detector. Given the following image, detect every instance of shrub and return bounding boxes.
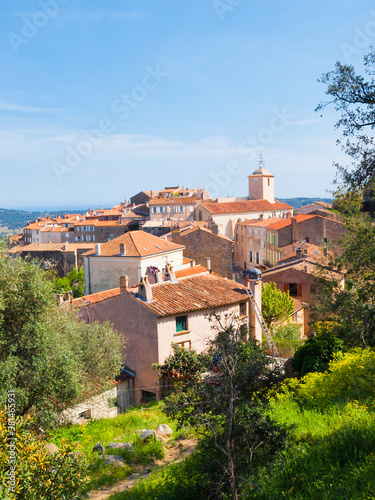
[0,410,87,500]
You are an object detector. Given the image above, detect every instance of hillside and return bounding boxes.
[0,208,86,233]
[277,197,333,209]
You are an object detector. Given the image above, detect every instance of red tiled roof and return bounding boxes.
[278,242,322,263]
[132,272,248,317]
[72,266,210,307]
[236,217,284,228]
[8,243,95,254]
[201,200,293,214]
[149,197,202,205]
[83,230,184,257]
[267,214,316,230]
[173,225,233,242]
[174,265,208,278]
[73,287,121,306]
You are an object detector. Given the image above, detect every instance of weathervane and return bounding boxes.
[258,154,265,169]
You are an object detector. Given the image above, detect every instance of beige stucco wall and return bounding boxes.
[84,249,184,294]
[248,175,275,203]
[211,210,289,238]
[156,305,247,363]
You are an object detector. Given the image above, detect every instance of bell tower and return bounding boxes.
[248,155,275,203]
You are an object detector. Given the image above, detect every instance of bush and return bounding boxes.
[292,322,346,376]
[0,410,87,499]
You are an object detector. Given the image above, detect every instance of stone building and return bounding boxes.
[8,242,95,276]
[171,225,234,279]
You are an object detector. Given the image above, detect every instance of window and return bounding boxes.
[249,251,253,263]
[239,302,247,317]
[141,390,156,403]
[92,235,95,241]
[198,210,203,221]
[176,315,187,332]
[77,227,80,232]
[289,283,298,297]
[179,206,184,212]
[78,409,91,419]
[256,252,260,264]
[152,207,157,213]
[160,207,164,213]
[294,311,300,322]
[177,340,191,349]
[87,235,91,242]
[268,178,270,186]
[173,206,178,213]
[166,207,170,213]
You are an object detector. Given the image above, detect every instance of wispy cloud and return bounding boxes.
[0,101,63,113]
[85,11,150,22]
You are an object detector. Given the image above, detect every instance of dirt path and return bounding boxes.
[86,438,197,500]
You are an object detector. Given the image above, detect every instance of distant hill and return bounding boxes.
[277,197,333,210]
[0,208,86,233]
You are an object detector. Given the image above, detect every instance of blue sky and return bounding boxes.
[0,0,374,209]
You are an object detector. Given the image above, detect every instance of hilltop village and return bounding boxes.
[6,160,345,415]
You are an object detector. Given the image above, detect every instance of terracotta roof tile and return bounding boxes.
[267,214,316,230]
[132,272,248,317]
[201,200,293,214]
[174,265,208,278]
[173,225,233,242]
[149,197,202,205]
[236,217,284,228]
[83,230,184,257]
[73,287,121,306]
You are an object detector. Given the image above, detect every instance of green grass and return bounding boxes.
[48,403,182,495]
[241,349,375,499]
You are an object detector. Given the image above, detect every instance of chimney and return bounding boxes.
[120,275,129,292]
[207,257,212,273]
[138,276,153,302]
[208,220,219,235]
[171,226,180,239]
[119,243,126,256]
[95,243,101,256]
[258,213,264,221]
[296,246,302,259]
[164,263,177,282]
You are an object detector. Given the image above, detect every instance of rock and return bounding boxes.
[92,442,105,454]
[105,442,133,451]
[104,455,125,467]
[135,429,146,434]
[44,443,59,455]
[155,424,173,438]
[140,429,160,441]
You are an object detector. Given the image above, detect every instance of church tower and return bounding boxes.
[248,155,275,203]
